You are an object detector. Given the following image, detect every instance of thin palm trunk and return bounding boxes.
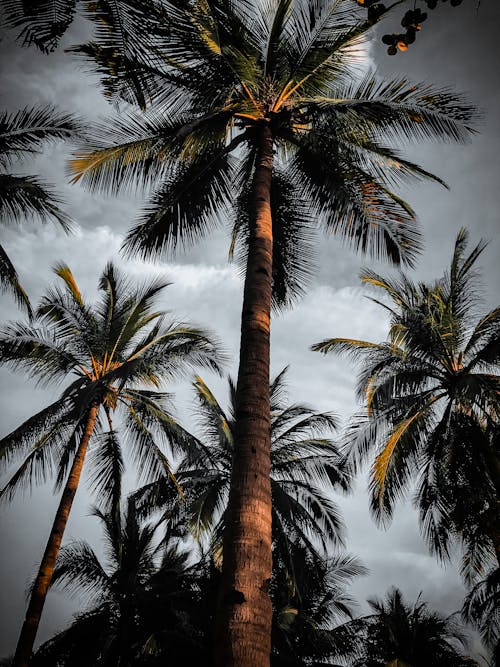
[13,403,99,667]
[215,123,274,667]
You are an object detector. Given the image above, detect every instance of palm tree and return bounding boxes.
[137,368,349,572]
[313,228,499,581]
[0,106,79,314]
[271,545,366,666]
[352,587,476,667]
[67,3,477,663]
[0,262,221,667]
[31,497,210,666]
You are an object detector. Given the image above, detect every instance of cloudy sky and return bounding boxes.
[0,1,499,661]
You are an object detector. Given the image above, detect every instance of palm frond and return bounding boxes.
[50,540,112,603]
[86,430,123,513]
[0,398,71,471]
[0,174,72,231]
[0,106,81,160]
[0,242,32,316]
[122,143,239,258]
[2,0,77,52]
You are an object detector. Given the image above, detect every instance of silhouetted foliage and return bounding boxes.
[313,228,500,583]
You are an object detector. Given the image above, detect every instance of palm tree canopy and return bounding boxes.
[0,106,81,313]
[69,0,477,308]
[313,228,500,581]
[271,545,366,666]
[135,368,349,565]
[0,261,222,506]
[32,496,211,666]
[353,587,476,667]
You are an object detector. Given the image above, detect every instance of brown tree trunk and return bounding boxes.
[215,122,274,667]
[12,403,99,667]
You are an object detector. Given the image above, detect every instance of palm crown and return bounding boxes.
[0,262,221,502]
[137,368,349,564]
[353,587,475,667]
[313,229,500,582]
[70,0,476,305]
[33,497,211,666]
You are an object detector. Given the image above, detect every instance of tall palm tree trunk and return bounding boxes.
[13,403,99,667]
[215,122,274,667]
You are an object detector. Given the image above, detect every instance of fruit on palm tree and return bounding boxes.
[0,262,221,667]
[137,368,349,571]
[68,3,477,663]
[0,106,79,314]
[313,228,500,580]
[352,587,476,667]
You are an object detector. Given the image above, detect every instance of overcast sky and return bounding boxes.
[0,1,499,661]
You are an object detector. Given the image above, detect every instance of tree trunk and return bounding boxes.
[483,434,500,566]
[12,403,99,667]
[215,123,274,667]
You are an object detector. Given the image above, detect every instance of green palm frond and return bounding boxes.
[462,568,500,651]
[304,74,478,144]
[0,174,72,231]
[122,143,240,258]
[86,431,123,513]
[0,398,72,472]
[288,130,422,267]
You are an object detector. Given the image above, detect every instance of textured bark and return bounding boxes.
[12,403,99,667]
[215,123,274,667]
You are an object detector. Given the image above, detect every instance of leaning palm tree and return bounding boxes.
[68,2,477,663]
[313,228,500,581]
[0,262,221,667]
[0,106,79,314]
[352,587,476,667]
[137,368,349,572]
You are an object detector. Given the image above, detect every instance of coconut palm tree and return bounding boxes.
[0,262,221,667]
[352,587,476,667]
[0,106,79,314]
[67,3,477,663]
[31,497,210,666]
[313,229,500,581]
[137,368,349,571]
